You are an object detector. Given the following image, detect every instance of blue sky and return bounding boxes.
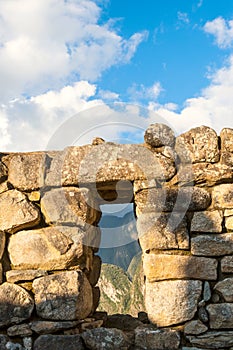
[1,0,233,151]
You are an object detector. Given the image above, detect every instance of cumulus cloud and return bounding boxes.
[149,54,233,134]
[128,82,163,101]
[204,17,233,48]
[0,0,147,102]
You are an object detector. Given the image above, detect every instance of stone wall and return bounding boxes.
[0,124,233,349]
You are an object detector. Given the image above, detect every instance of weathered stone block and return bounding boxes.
[212,184,233,208]
[221,256,233,273]
[0,189,40,233]
[0,283,34,327]
[184,320,208,335]
[6,152,47,190]
[226,216,233,230]
[135,187,211,215]
[207,303,233,329]
[143,254,217,281]
[214,278,233,302]
[144,123,175,147]
[34,335,85,350]
[81,327,131,350]
[175,126,219,163]
[221,128,233,166]
[145,280,202,326]
[191,210,223,233]
[135,326,180,349]
[8,226,100,270]
[187,331,233,348]
[30,320,80,334]
[170,163,233,187]
[6,269,48,283]
[41,187,100,226]
[138,213,189,251]
[7,323,32,337]
[191,233,233,256]
[33,271,93,320]
[87,255,102,286]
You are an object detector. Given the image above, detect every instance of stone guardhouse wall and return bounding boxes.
[0,124,233,349]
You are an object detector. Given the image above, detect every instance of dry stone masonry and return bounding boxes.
[0,124,233,349]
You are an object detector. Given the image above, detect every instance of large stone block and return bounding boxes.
[135,187,211,215]
[220,128,233,166]
[144,123,176,147]
[6,269,48,283]
[0,189,40,233]
[138,212,189,251]
[191,210,223,233]
[0,283,34,327]
[61,144,176,187]
[33,271,93,320]
[226,216,233,230]
[143,254,217,281]
[145,280,202,326]
[135,326,180,349]
[170,163,233,187]
[175,126,219,164]
[214,278,233,302]
[81,327,131,350]
[212,184,233,208]
[221,256,233,273]
[187,331,233,348]
[8,226,100,270]
[41,187,100,226]
[34,335,85,350]
[6,152,47,190]
[184,320,208,335]
[207,303,233,329]
[191,233,233,256]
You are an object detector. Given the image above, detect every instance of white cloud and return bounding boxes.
[177,12,190,25]
[98,90,120,100]
[0,0,147,102]
[204,17,233,48]
[128,82,163,101]
[149,54,233,134]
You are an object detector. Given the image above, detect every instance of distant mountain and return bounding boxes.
[98,210,141,271]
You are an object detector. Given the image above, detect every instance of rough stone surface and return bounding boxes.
[145,280,202,327]
[221,256,233,273]
[32,271,93,320]
[187,331,233,348]
[87,255,102,286]
[0,190,40,233]
[6,270,48,283]
[30,320,80,334]
[134,326,180,349]
[138,212,189,251]
[212,184,233,208]
[175,126,219,163]
[191,210,223,233]
[220,128,233,165]
[61,144,176,187]
[135,187,211,215]
[41,187,100,227]
[34,335,85,350]
[144,123,175,147]
[143,254,217,281]
[191,233,233,256]
[226,216,233,230]
[0,283,34,327]
[170,162,233,187]
[207,303,233,329]
[6,152,46,191]
[214,278,233,301]
[184,320,208,335]
[7,324,32,337]
[81,327,131,350]
[203,281,212,302]
[8,226,99,270]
